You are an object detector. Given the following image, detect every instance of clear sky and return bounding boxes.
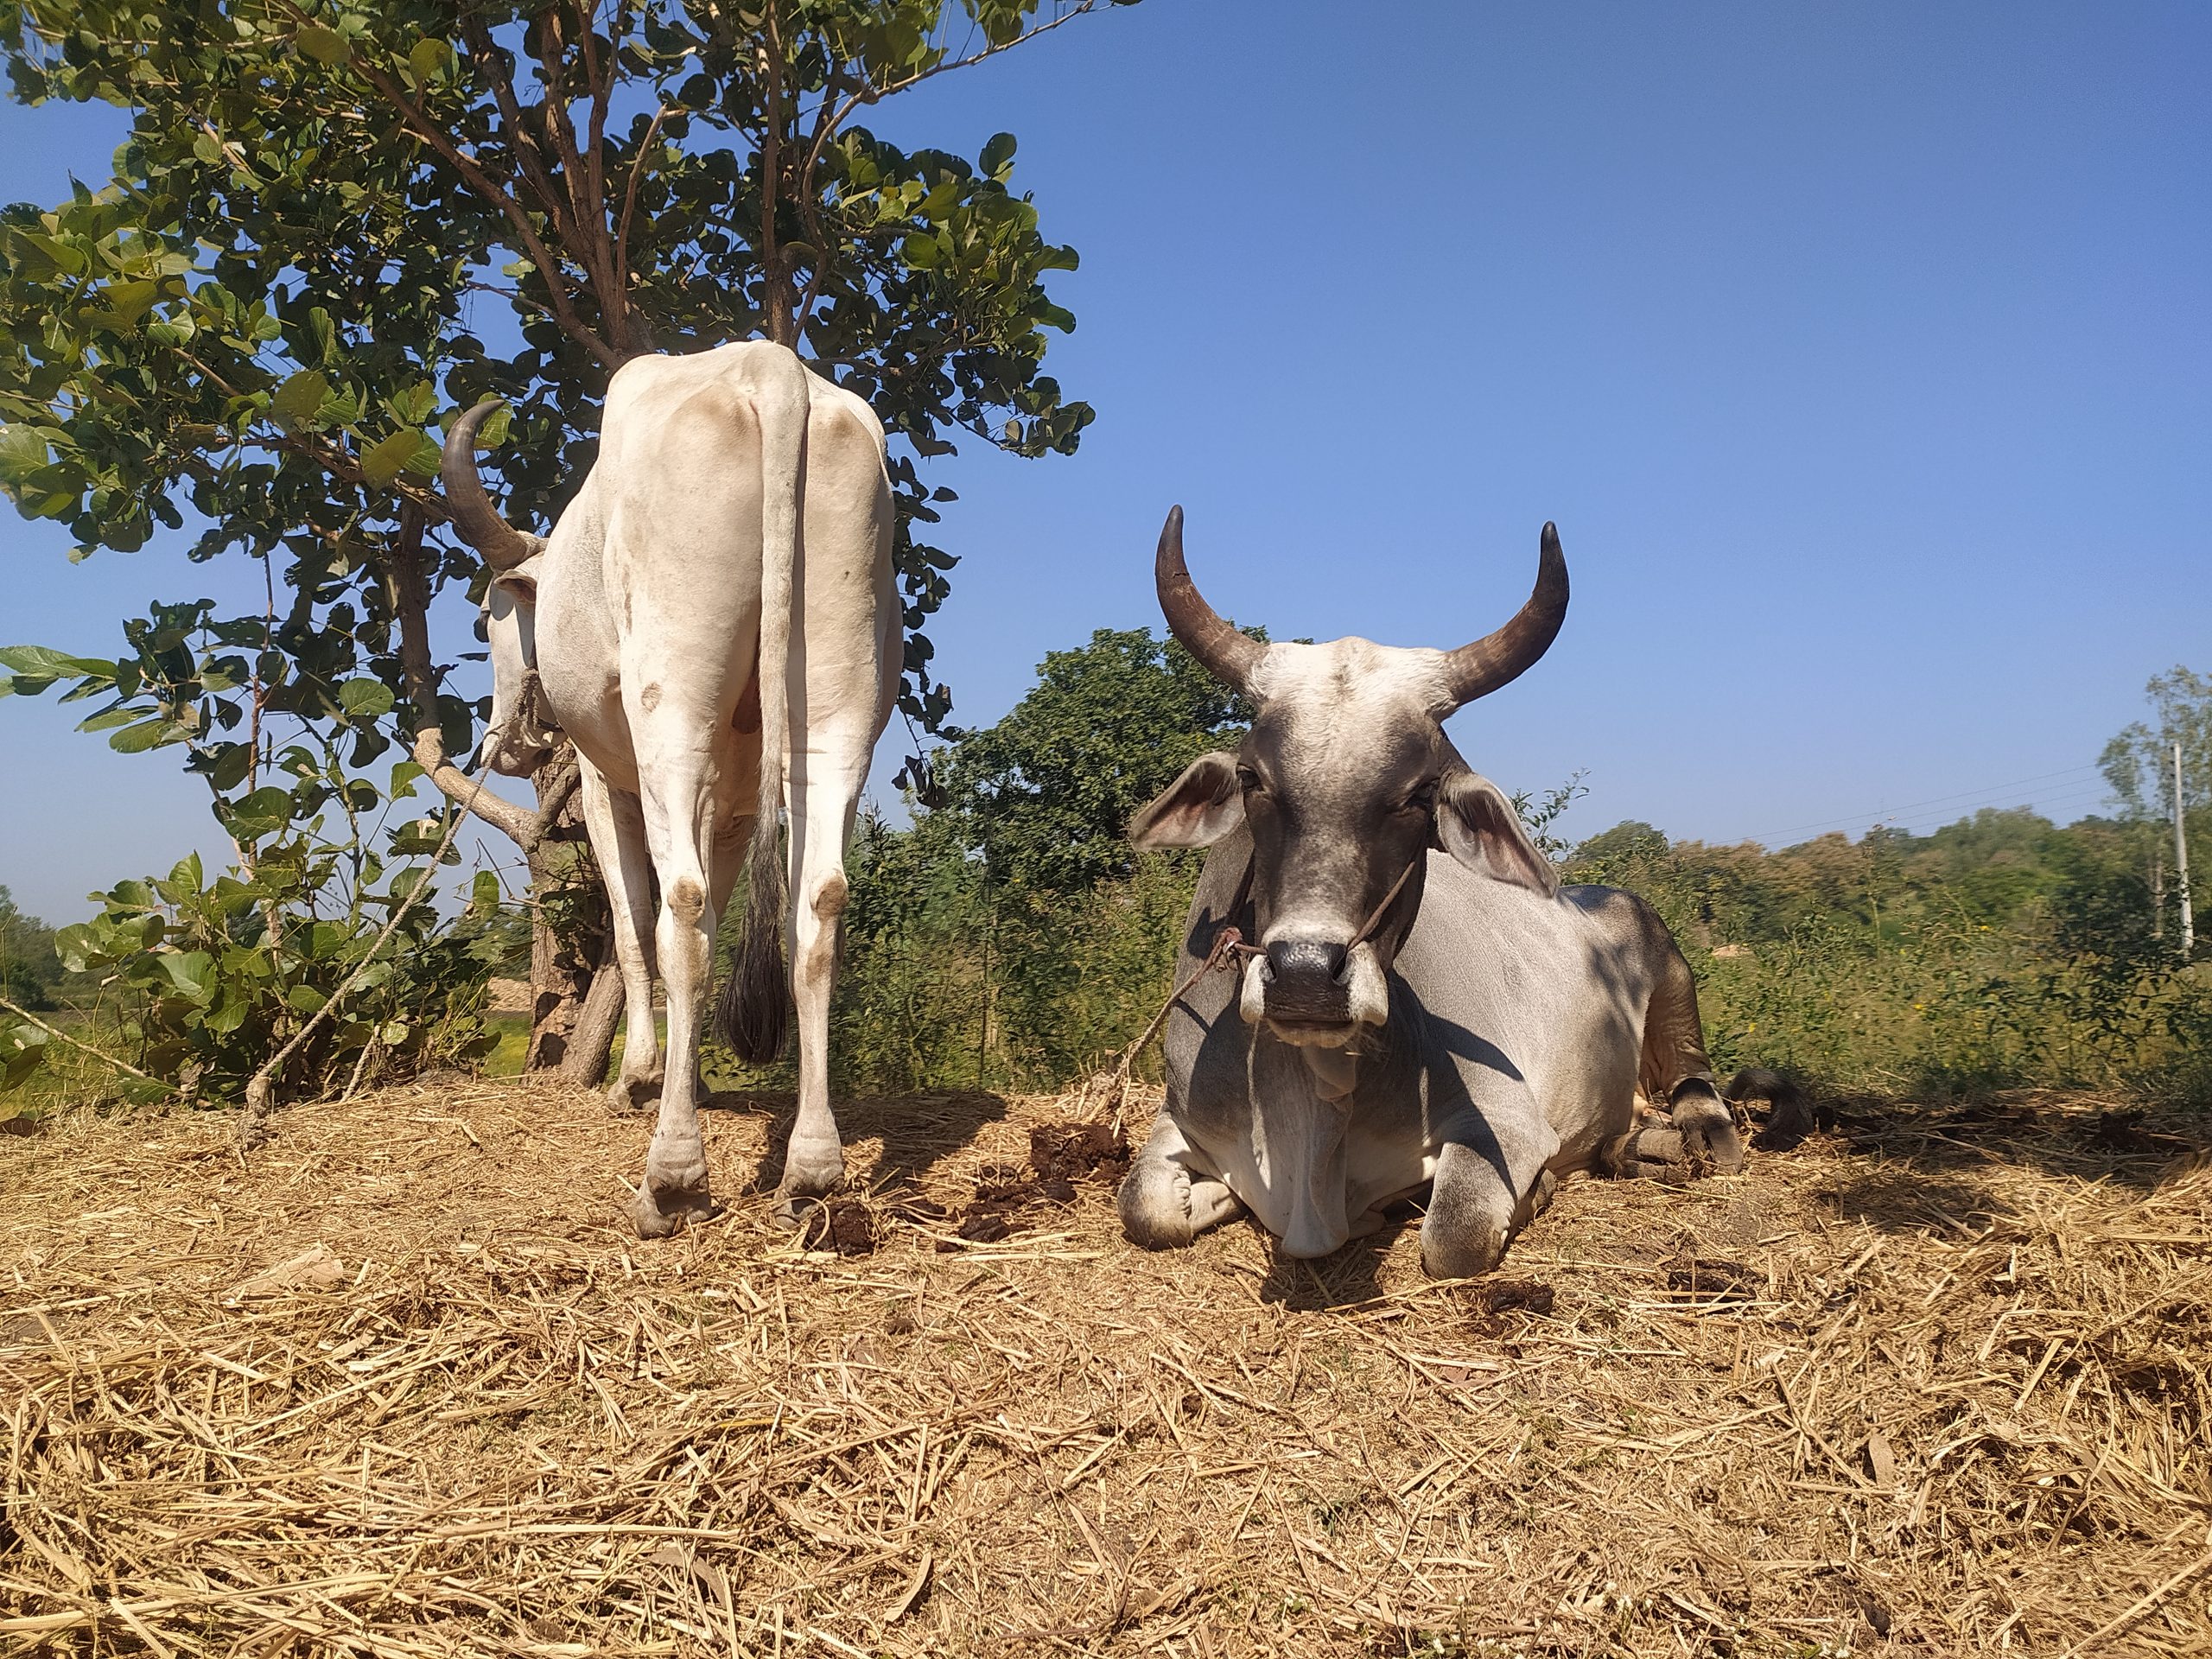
[3,1,2207,924]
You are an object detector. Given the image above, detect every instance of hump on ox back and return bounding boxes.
[441,342,902,1241]
[1119,506,1747,1278]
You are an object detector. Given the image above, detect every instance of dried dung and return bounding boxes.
[1662,1254,1764,1305]
[798,1198,876,1257]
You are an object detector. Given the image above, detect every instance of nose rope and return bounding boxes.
[1347,852,1422,952]
[1079,851,1424,1132]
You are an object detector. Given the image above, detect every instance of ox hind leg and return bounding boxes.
[630,755,727,1238]
[575,763,664,1114]
[770,744,874,1217]
[1629,925,1745,1177]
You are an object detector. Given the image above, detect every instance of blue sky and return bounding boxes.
[3,1,2208,924]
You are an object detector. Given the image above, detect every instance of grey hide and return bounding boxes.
[1126,830,1744,1275]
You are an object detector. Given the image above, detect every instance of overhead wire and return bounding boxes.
[1736,761,2108,846]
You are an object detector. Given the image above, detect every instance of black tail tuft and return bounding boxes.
[720,820,790,1064]
[1727,1066,1818,1144]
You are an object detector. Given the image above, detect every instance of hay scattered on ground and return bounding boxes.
[4,1078,2210,1656]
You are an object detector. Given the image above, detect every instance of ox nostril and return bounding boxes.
[1266,939,1349,985]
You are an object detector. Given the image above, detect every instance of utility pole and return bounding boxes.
[2177,741,2195,959]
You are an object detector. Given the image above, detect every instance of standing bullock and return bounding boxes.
[444,341,899,1237]
[1122,510,1744,1276]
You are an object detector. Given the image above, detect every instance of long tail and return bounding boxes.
[719,346,810,1064]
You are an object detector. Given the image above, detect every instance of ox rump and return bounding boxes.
[444,341,901,1238]
[1120,510,1745,1277]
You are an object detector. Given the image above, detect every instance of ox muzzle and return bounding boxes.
[1241,935,1389,1046]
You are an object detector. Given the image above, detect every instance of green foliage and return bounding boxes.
[1565,806,2212,1103]
[40,837,501,1104]
[2101,664,2212,819]
[0,704,505,1104]
[0,0,1117,763]
[940,627,1251,893]
[0,885,61,1010]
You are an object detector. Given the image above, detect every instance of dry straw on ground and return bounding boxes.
[4,1077,2210,1656]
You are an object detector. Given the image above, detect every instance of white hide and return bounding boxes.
[481,342,899,1235]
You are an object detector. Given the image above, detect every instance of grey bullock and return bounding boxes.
[445,341,899,1237]
[1122,510,1744,1276]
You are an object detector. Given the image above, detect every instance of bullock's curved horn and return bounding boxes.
[440,401,545,572]
[1155,506,1263,690]
[1439,521,1570,709]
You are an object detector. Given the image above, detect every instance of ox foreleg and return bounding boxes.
[1422,1103,1559,1279]
[1120,1113,1243,1249]
[576,764,663,1114]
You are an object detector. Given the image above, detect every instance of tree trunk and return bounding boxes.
[562,947,626,1089]
[522,749,612,1072]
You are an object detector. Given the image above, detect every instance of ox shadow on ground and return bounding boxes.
[698,1087,1012,1193]
[1764,1090,2209,1234]
[1252,1208,1421,1310]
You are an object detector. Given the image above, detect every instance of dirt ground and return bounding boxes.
[3,1078,2210,1656]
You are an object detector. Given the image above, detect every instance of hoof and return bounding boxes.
[1421,1219,1507,1281]
[1118,1159,1196,1250]
[632,1179,721,1238]
[1670,1082,1747,1175]
[607,1071,663,1116]
[777,1135,845,1206]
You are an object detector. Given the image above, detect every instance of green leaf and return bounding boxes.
[110,716,182,753]
[339,677,395,720]
[295,23,349,64]
[286,982,327,1014]
[168,852,204,896]
[469,869,501,916]
[75,703,143,733]
[54,923,99,975]
[157,950,215,1001]
[408,37,453,86]
[358,429,435,486]
[980,131,1017,178]
[267,369,330,434]
[227,785,296,837]
[0,645,114,679]
[0,423,49,486]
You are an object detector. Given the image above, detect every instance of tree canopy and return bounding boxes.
[1,1,1117,789]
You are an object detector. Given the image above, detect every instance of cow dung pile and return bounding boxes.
[3,1077,2210,1656]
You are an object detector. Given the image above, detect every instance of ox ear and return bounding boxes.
[1130,752,1245,849]
[1435,769,1560,896]
[489,554,542,605]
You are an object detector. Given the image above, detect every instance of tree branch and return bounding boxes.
[0,995,174,1094]
[348,48,619,371]
[614,104,672,308]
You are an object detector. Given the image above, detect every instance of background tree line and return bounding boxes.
[698,641,2212,1106]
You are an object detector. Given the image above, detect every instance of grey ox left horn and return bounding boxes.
[1155,505,1264,690]
[441,400,546,572]
[1438,522,1570,709]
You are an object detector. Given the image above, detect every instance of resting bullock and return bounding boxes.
[445,341,899,1237]
[1121,511,1744,1276]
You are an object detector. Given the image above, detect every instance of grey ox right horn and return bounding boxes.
[441,400,546,572]
[1154,505,1264,690]
[1437,522,1570,710]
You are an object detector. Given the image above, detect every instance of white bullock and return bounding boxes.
[443,341,899,1236]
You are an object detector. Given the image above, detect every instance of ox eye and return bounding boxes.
[1236,765,1265,794]
[1402,782,1439,814]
